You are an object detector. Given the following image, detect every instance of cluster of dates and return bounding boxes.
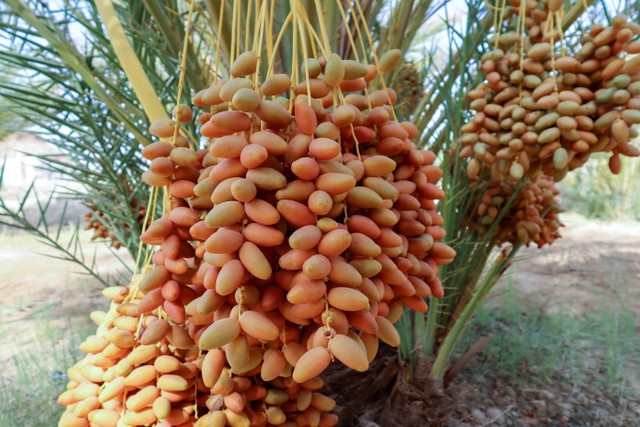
[58,49,454,427]
[461,3,639,246]
[471,175,562,247]
[84,198,146,250]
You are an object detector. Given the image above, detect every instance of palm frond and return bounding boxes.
[0,161,123,287]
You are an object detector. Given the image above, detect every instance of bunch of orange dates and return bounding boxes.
[58,49,454,427]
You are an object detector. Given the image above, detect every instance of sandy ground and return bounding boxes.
[0,232,132,376]
[493,215,640,317]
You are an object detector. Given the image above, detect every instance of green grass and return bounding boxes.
[0,310,94,427]
[456,281,640,392]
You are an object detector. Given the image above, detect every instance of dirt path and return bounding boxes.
[0,232,132,376]
[493,215,640,317]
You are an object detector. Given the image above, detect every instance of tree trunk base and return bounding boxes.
[323,345,465,427]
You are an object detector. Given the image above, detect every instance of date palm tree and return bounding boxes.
[1,0,632,422]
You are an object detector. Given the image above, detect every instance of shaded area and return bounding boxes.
[324,345,457,427]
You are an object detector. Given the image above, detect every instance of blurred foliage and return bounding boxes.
[0,106,26,141]
[0,66,27,140]
[560,154,640,220]
[0,1,154,263]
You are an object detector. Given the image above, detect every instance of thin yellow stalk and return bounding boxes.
[267,0,276,72]
[205,0,232,76]
[213,0,225,84]
[143,0,206,90]
[245,0,253,52]
[353,0,398,121]
[237,0,243,59]
[230,0,239,66]
[300,6,319,59]
[295,8,312,106]
[171,0,197,144]
[253,0,269,87]
[95,0,168,123]
[267,12,294,77]
[313,0,333,53]
[299,8,329,58]
[291,1,299,91]
[334,0,360,61]
[562,0,597,30]
[350,2,368,64]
